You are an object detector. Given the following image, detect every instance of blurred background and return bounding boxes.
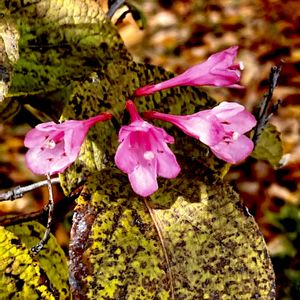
[0,0,299,298]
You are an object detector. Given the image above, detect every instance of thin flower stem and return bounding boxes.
[143,198,175,300]
[0,177,60,202]
[31,174,55,255]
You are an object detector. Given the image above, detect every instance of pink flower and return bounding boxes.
[115,100,180,197]
[208,101,256,163]
[24,113,112,175]
[134,46,243,96]
[145,110,225,147]
[144,101,257,164]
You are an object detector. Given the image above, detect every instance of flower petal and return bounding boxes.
[25,141,71,175]
[63,124,88,158]
[212,102,257,134]
[181,112,224,146]
[207,45,238,67]
[210,135,254,164]
[144,110,224,146]
[155,144,180,178]
[35,121,60,131]
[115,132,141,174]
[128,160,158,197]
[208,68,241,87]
[24,128,54,148]
[118,121,154,142]
[150,126,175,144]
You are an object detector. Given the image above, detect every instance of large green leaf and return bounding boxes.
[0,221,70,299]
[69,167,275,299]
[0,0,131,121]
[2,0,130,95]
[252,123,283,168]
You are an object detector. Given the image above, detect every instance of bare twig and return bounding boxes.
[0,208,47,227]
[252,65,282,145]
[0,177,60,202]
[0,193,78,227]
[31,174,55,255]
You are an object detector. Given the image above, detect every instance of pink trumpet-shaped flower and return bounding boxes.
[24,113,112,175]
[144,101,257,164]
[135,46,243,96]
[115,100,180,197]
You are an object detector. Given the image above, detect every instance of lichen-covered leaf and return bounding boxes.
[0,12,19,102]
[2,0,129,96]
[69,167,275,299]
[0,0,131,122]
[0,221,70,299]
[69,171,169,300]
[252,123,283,168]
[0,11,20,120]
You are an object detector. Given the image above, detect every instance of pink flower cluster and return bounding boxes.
[115,100,255,196]
[24,46,257,197]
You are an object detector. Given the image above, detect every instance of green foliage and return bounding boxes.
[267,204,300,299]
[0,221,70,299]
[0,11,19,101]
[267,204,300,244]
[0,0,130,122]
[69,167,275,299]
[252,123,283,168]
